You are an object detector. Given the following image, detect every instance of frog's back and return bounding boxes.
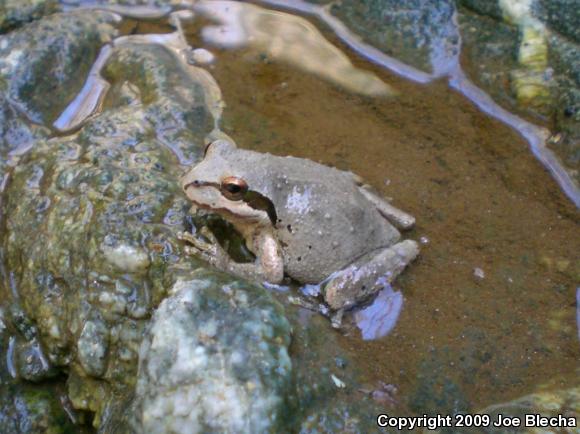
[233,151,402,283]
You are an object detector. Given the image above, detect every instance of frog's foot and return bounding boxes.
[323,240,419,311]
[358,185,415,230]
[288,295,344,329]
[177,228,229,268]
[287,295,330,316]
[178,228,284,283]
[330,308,344,329]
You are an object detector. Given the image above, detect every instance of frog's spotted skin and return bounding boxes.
[180,139,419,311]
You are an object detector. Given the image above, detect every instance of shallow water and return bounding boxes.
[178,10,580,414]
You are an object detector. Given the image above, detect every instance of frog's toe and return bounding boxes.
[179,228,217,252]
[177,230,196,243]
[330,309,344,329]
[392,239,419,264]
[183,245,199,256]
[199,226,219,244]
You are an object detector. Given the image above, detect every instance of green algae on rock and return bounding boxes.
[0,10,119,192]
[0,0,58,33]
[0,386,76,434]
[1,29,220,427]
[0,317,75,433]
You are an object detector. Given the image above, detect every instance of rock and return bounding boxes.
[548,34,580,172]
[0,0,59,32]
[0,17,220,427]
[190,48,215,65]
[0,11,119,125]
[0,322,75,433]
[129,274,293,433]
[329,0,459,75]
[473,267,485,279]
[456,0,503,20]
[0,387,76,434]
[77,315,110,378]
[533,0,580,43]
[13,340,59,382]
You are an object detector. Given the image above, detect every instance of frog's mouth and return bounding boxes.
[183,181,278,226]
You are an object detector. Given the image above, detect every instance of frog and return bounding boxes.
[178,139,419,322]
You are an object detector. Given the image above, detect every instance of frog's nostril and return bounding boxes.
[184,180,200,191]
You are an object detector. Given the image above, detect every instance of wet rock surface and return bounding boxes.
[0,11,119,126]
[0,313,75,433]
[129,274,293,433]
[0,10,217,429]
[329,0,459,75]
[0,0,58,32]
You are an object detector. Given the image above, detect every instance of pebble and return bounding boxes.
[331,374,346,388]
[473,267,485,279]
[191,48,215,65]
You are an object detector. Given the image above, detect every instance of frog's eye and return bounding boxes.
[220,176,248,201]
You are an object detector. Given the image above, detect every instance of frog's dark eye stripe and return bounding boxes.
[203,141,213,157]
[243,191,278,225]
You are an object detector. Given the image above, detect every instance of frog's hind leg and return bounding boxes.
[323,240,419,312]
[357,185,415,230]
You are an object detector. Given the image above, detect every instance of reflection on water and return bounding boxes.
[355,286,404,341]
[53,13,226,159]
[53,44,113,132]
[193,0,394,97]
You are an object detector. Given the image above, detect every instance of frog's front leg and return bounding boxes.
[178,227,284,283]
[323,239,419,311]
[357,185,415,230]
[178,227,230,267]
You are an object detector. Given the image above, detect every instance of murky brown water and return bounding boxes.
[179,15,579,414]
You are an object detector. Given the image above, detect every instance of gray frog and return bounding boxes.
[179,139,419,318]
